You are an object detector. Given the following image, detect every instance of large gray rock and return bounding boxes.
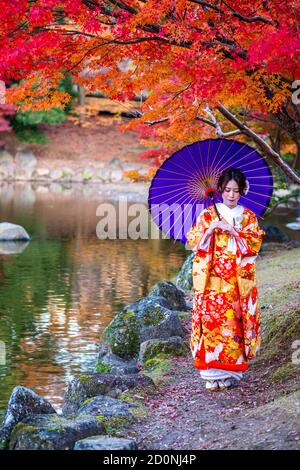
[0,149,14,165]
[78,394,138,417]
[0,160,16,180]
[148,281,189,311]
[95,350,139,375]
[15,149,37,180]
[139,336,189,365]
[74,435,138,450]
[101,296,184,359]
[63,372,154,415]
[15,149,37,168]
[0,222,31,241]
[175,253,194,292]
[0,386,56,449]
[0,150,15,180]
[9,414,105,450]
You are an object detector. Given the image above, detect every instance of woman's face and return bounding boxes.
[221,179,241,208]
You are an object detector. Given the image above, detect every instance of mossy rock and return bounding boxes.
[139,336,189,364]
[100,299,183,360]
[175,253,194,292]
[95,415,136,434]
[9,414,105,450]
[148,281,188,311]
[141,354,174,386]
[101,309,139,359]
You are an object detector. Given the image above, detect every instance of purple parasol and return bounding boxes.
[148,138,273,244]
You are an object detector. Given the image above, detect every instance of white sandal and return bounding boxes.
[205,380,219,392]
[218,378,233,390]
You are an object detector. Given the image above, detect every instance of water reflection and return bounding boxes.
[0,182,187,416]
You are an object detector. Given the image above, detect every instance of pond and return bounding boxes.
[0,181,299,418]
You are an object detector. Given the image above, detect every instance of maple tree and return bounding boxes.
[0,1,299,181]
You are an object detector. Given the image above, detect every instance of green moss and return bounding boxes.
[78,375,92,384]
[142,307,165,325]
[10,423,41,447]
[178,312,190,320]
[82,398,94,407]
[11,423,37,435]
[82,170,92,181]
[120,309,135,320]
[270,363,299,383]
[95,415,135,434]
[95,359,111,373]
[142,339,188,363]
[102,310,139,358]
[117,391,148,420]
[142,354,174,385]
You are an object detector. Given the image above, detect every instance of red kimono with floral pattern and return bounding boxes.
[185,204,265,372]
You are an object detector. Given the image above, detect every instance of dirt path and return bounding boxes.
[118,354,299,450]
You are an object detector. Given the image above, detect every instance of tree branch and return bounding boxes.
[217,104,300,184]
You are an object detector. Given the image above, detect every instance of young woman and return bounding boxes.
[186,167,265,391]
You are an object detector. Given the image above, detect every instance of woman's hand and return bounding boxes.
[207,220,220,235]
[208,220,236,235]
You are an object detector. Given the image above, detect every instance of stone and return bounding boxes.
[0,386,56,449]
[96,168,111,181]
[110,168,123,182]
[108,157,122,168]
[77,394,138,417]
[9,414,105,450]
[62,373,154,415]
[94,162,106,169]
[14,167,35,180]
[50,169,64,180]
[61,167,75,177]
[0,160,15,179]
[33,167,50,178]
[82,166,95,181]
[0,222,31,241]
[122,163,140,172]
[149,281,189,311]
[175,253,194,292]
[0,149,14,165]
[101,296,184,359]
[74,435,138,450]
[15,149,37,168]
[72,173,85,183]
[139,336,189,365]
[95,351,139,375]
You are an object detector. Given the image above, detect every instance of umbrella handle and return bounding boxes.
[210,196,222,221]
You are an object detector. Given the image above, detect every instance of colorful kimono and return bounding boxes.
[185,202,265,377]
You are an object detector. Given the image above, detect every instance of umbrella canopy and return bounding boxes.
[148,138,273,244]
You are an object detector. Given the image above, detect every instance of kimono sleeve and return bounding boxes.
[185,210,212,253]
[234,212,265,257]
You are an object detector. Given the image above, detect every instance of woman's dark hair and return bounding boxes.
[217,167,247,195]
